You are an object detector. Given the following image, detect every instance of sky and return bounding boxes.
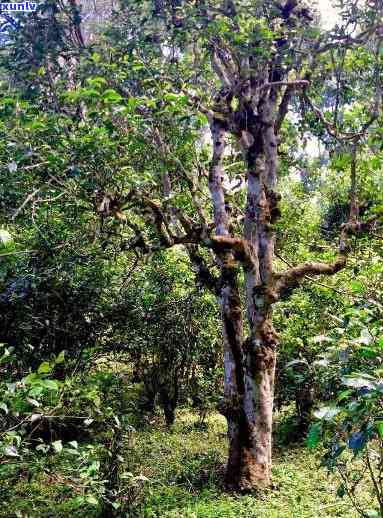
[317,0,339,29]
[298,0,340,158]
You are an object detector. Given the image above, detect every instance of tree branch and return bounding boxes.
[207,235,256,270]
[275,85,293,133]
[274,254,347,297]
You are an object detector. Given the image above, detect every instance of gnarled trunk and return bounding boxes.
[221,301,277,491]
[222,99,279,490]
[208,103,280,490]
[225,350,276,490]
[219,253,277,491]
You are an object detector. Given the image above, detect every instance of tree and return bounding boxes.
[98,0,381,490]
[1,0,382,492]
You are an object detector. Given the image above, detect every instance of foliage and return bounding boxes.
[0,349,148,516]
[308,298,383,517]
[0,0,383,511]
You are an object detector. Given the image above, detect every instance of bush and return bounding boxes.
[0,348,146,516]
[307,301,383,517]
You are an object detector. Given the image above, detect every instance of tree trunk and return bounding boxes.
[139,371,157,414]
[159,379,178,427]
[222,320,277,491]
[295,382,314,436]
[218,258,277,490]
[223,103,279,489]
[208,104,279,490]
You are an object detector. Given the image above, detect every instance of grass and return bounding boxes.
[2,408,373,517]
[128,410,362,518]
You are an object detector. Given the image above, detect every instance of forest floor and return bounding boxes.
[130,410,365,518]
[4,408,372,518]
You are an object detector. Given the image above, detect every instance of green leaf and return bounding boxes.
[37,361,52,374]
[86,77,107,89]
[126,97,139,110]
[52,440,63,453]
[131,63,144,71]
[306,422,321,449]
[102,89,123,104]
[24,373,40,385]
[0,402,8,414]
[29,121,47,131]
[86,495,98,506]
[41,380,59,391]
[91,53,101,63]
[71,496,86,508]
[55,351,65,364]
[376,421,383,438]
[337,390,351,402]
[80,88,100,100]
[350,281,364,294]
[28,386,43,397]
[164,93,188,106]
[66,448,80,455]
[359,347,378,358]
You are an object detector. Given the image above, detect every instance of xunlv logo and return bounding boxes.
[0,2,37,11]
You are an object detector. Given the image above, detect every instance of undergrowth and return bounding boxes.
[2,407,372,517]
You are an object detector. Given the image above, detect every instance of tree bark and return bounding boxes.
[223,325,277,491]
[209,102,279,490]
[199,57,346,489]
